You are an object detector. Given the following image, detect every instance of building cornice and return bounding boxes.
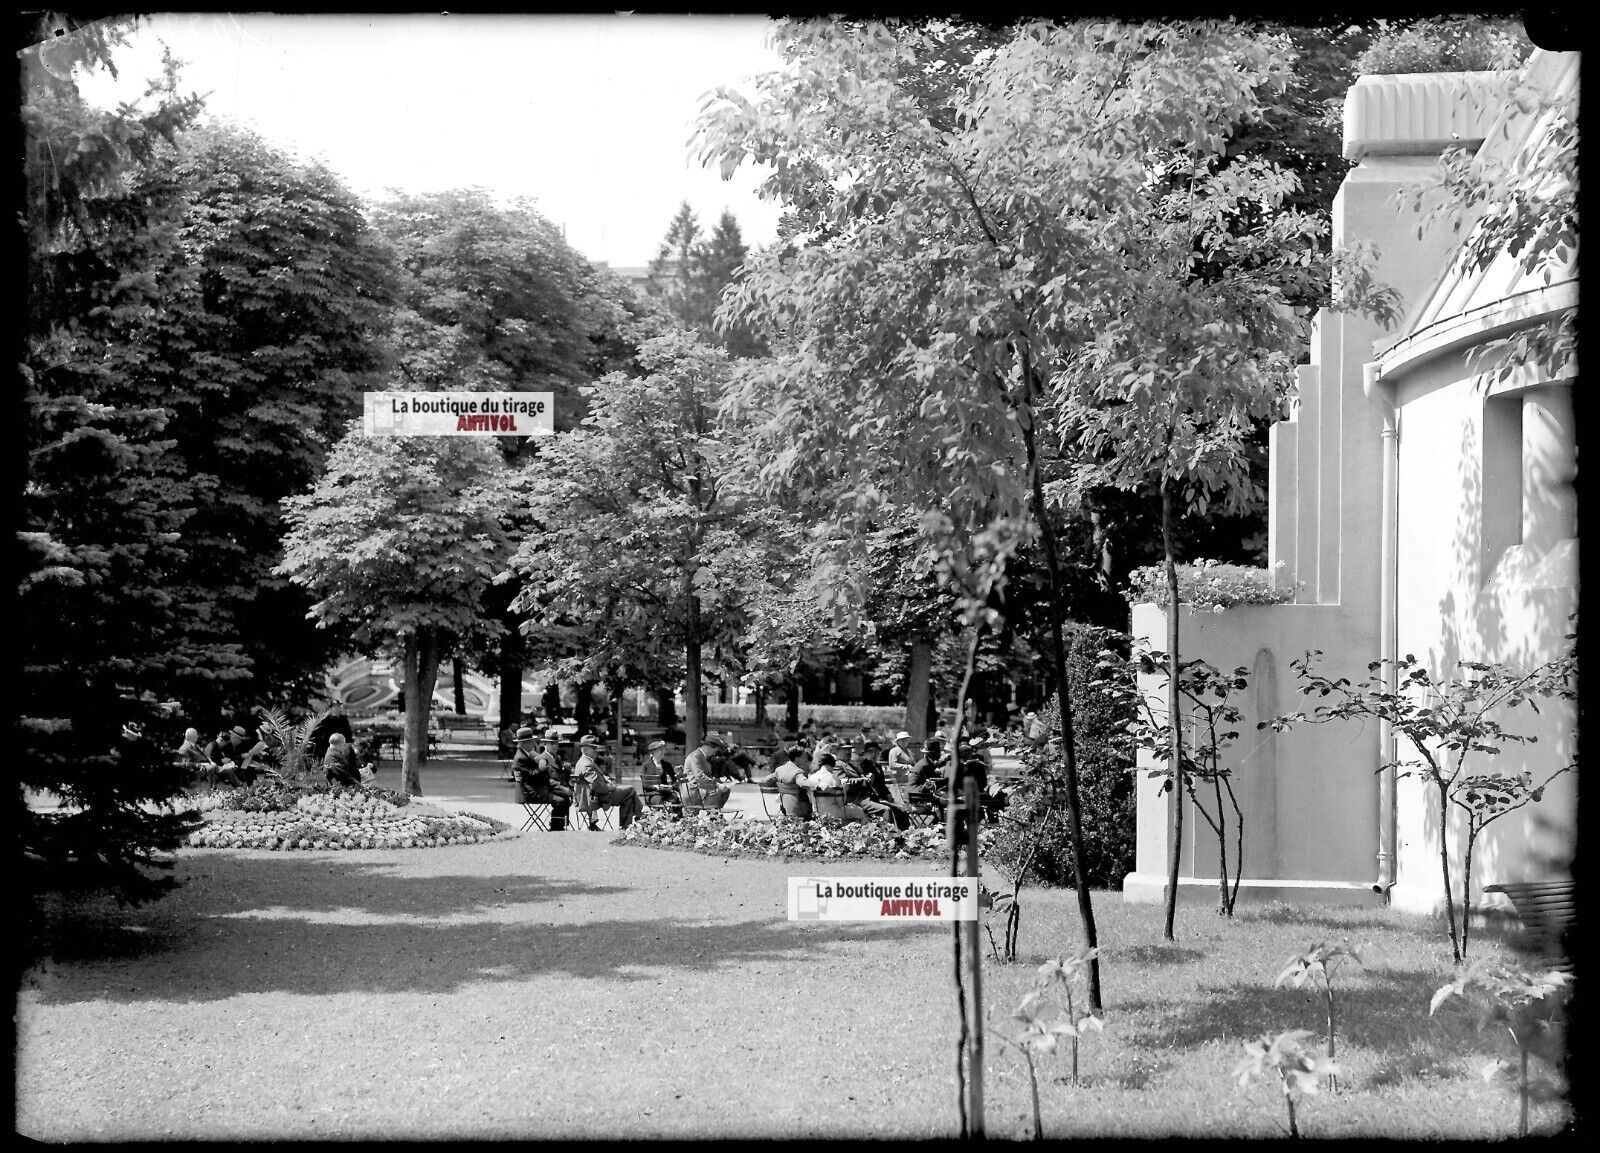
[1343,70,1510,161]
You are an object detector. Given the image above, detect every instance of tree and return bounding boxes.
[138,121,401,717]
[1265,645,1576,963]
[645,202,768,358]
[697,16,1332,1010]
[509,333,779,750]
[20,15,210,910]
[276,430,527,795]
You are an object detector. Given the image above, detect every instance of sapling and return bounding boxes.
[1430,960,1571,1137]
[988,948,1103,1139]
[1234,1029,1340,1138]
[1274,940,1367,1092]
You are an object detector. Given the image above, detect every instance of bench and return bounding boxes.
[1484,879,1575,960]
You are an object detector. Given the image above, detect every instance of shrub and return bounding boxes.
[989,626,1135,890]
[1127,559,1293,612]
[1355,17,1531,76]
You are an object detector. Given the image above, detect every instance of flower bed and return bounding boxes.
[614,808,993,862]
[1127,559,1296,612]
[184,784,514,851]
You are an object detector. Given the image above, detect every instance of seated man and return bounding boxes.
[322,732,363,789]
[639,739,681,813]
[573,737,642,829]
[174,727,210,788]
[512,727,571,831]
[755,745,814,820]
[852,746,910,831]
[682,733,733,810]
[908,738,949,808]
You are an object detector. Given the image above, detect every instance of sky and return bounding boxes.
[74,12,788,269]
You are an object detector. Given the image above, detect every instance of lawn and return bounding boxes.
[15,826,1572,1140]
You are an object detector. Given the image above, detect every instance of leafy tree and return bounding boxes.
[369,189,607,436]
[139,121,401,716]
[1354,16,1532,75]
[1264,644,1577,963]
[698,16,1339,1007]
[20,15,210,910]
[509,333,780,750]
[276,430,527,795]
[646,201,768,357]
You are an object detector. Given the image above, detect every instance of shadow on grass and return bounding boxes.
[24,853,936,1007]
[1115,944,1206,966]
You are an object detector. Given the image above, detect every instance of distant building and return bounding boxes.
[1125,51,1578,913]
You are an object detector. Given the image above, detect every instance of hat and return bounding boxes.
[648,739,666,752]
[230,725,248,738]
[515,727,537,741]
[895,731,911,741]
[703,733,729,749]
[579,736,599,748]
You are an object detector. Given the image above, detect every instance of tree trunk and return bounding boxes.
[784,673,800,731]
[400,629,440,796]
[452,656,466,714]
[906,636,934,743]
[574,681,593,737]
[1019,393,1103,1012]
[754,686,767,724]
[655,687,677,730]
[685,597,705,751]
[613,691,625,777]
[1161,480,1184,942]
[541,682,563,723]
[497,627,523,743]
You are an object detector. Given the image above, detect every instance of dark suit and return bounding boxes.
[513,746,571,830]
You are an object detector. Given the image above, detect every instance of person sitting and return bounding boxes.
[204,725,254,787]
[639,739,681,813]
[322,732,363,789]
[908,738,949,808]
[808,752,867,823]
[573,736,642,829]
[512,727,571,831]
[755,745,815,820]
[682,733,733,810]
[175,726,210,788]
[853,747,910,831]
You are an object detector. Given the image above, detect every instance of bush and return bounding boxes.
[616,808,993,863]
[1355,17,1531,76]
[989,626,1135,889]
[1127,559,1294,612]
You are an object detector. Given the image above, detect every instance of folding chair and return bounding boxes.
[810,786,849,822]
[681,781,739,820]
[574,779,615,831]
[519,801,551,832]
[757,781,784,819]
[892,782,941,829]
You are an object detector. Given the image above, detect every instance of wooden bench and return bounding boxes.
[1484,879,1575,958]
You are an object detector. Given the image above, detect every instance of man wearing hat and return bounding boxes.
[640,739,681,812]
[907,737,949,808]
[573,736,642,828]
[682,733,733,810]
[204,725,254,787]
[886,730,917,782]
[512,727,572,831]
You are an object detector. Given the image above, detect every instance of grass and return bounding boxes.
[15,827,1572,1140]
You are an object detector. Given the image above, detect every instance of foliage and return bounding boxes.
[369,188,618,436]
[20,16,211,910]
[142,122,402,715]
[645,202,768,358]
[1396,57,1577,391]
[251,707,319,784]
[991,948,1103,1137]
[989,628,1135,895]
[1097,645,1253,917]
[1127,560,1295,612]
[1354,17,1531,76]
[1274,940,1368,1092]
[508,332,787,749]
[1430,960,1570,1138]
[277,431,528,795]
[615,808,990,863]
[1263,641,1577,962]
[1234,1028,1340,1138]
